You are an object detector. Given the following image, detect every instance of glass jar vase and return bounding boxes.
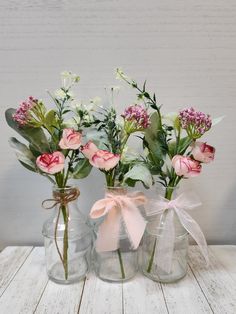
[42,186,92,284]
[141,186,189,283]
[93,187,140,282]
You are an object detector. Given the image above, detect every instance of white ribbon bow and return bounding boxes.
[145,192,209,274]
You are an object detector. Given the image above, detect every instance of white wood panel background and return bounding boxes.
[0,0,236,249]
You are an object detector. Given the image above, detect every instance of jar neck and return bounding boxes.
[155,184,179,200]
[104,185,127,196]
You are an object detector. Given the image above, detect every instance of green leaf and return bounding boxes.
[9,137,37,172]
[123,164,153,188]
[44,109,59,133]
[5,108,50,153]
[144,112,167,164]
[168,136,193,157]
[71,159,92,179]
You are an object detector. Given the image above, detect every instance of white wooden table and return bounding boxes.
[0,246,235,314]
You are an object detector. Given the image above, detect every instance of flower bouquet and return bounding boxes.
[5,72,96,283]
[80,87,152,281]
[117,68,219,282]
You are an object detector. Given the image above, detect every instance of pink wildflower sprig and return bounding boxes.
[121,104,150,134]
[13,96,38,127]
[179,107,212,139]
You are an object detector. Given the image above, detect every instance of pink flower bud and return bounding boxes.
[36,151,65,174]
[90,150,120,171]
[192,142,215,163]
[59,128,82,150]
[172,155,202,178]
[80,141,99,159]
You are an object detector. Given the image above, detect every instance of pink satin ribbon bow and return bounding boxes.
[146,192,209,274]
[90,191,147,252]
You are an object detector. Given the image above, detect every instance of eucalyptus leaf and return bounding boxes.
[123,164,153,188]
[5,108,50,152]
[9,137,36,172]
[71,159,92,179]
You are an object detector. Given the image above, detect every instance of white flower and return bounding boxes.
[61,71,80,89]
[55,89,67,99]
[63,116,81,128]
[70,100,83,111]
[55,89,74,100]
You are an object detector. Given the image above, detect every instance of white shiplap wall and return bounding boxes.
[0,0,236,249]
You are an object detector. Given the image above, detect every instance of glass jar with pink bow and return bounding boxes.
[80,88,153,282]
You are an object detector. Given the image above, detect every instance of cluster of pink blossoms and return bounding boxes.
[121,104,150,130]
[12,96,38,126]
[179,107,212,137]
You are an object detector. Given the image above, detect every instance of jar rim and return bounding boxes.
[53,185,79,192]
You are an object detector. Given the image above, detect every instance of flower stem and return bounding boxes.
[61,204,69,280]
[117,248,125,279]
[146,186,174,273]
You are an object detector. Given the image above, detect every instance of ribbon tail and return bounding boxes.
[96,207,121,252]
[175,208,209,266]
[155,209,175,274]
[121,201,147,250]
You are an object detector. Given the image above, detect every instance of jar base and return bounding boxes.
[47,258,89,284]
[142,259,187,283]
[94,252,138,283]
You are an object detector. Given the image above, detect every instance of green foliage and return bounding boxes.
[5,108,50,153]
[9,137,37,172]
[144,112,168,167]
[123,163,153,188]
[71,159,92,179]
[44,109,59,134]
[94,107,122,154]
[168,136,193,158]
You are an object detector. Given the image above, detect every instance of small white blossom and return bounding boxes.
[61,71,80,89]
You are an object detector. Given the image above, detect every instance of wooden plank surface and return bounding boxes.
[79,272,123,314]
[35,279,85,314]
[123,273,168,314]
[209,245,236,281]
[0,247,48,314]
[188,246,236,314]
[161,265,213,314]
[0,246,33,296]
[0,246,236,314]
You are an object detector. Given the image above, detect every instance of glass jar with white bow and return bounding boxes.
[141,186,209,283]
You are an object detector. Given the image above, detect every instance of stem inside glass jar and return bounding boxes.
[146,186,175,273]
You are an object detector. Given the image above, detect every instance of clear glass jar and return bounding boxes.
[42,186,92,284]
[93,187,139,282]
[141,186,188,283]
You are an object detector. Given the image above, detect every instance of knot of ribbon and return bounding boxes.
[90,190,147,252]
[145,191,209,274]
[42,188,80,210]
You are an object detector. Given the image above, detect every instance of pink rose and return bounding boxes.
[80,141,99,159]
[59,128,82,150]
[36,151,65,174]
[90,150,120,171]
[172,155,202,178]
[192,142,215,163]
